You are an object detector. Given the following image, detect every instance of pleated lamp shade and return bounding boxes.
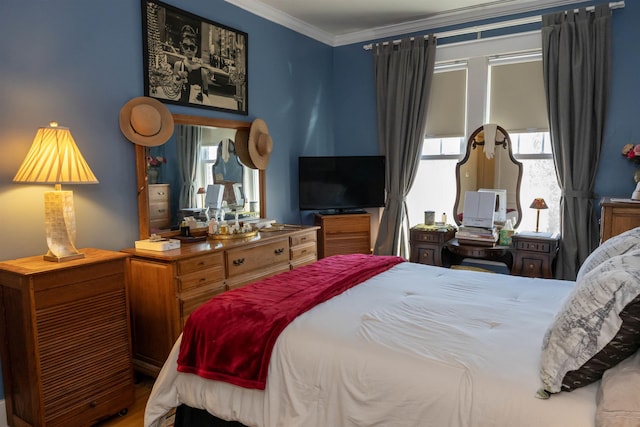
[13,122,98,262]
[13,123,98,184]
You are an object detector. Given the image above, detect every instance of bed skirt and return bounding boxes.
[174,405,247,427]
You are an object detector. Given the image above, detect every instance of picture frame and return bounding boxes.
[142,0,248,115]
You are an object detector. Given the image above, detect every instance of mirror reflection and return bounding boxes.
[453,125,523,229]
[145,125,259,234]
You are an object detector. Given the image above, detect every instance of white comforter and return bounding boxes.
[145,262,598,427]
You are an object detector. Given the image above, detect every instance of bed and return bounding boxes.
[145,228,640,427]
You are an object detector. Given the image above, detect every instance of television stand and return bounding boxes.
[314,212,371,258]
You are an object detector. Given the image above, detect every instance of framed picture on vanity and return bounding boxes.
[141,0,248,115]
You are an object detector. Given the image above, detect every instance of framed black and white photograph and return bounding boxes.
[142,0,248,115]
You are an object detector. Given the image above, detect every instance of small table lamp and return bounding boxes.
[197,187,206,208]
[530,197,548,233]
[13,122,98,262]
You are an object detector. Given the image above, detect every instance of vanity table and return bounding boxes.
[409,231,560,278]
[409,125,560,278]
[445,238,513,270]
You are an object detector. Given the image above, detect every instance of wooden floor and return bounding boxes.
[93,376,157,427]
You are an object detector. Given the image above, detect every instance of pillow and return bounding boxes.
[576,226,640,282]
[595,351,640,427]
[539,249,640,395]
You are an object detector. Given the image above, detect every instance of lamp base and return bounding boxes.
[43,251,85,263]
[43,189,83,263]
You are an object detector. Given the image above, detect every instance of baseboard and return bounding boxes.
[0,399,7,427]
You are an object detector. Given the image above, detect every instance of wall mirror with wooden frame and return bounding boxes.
[135,114,266,239]
[453,125,523,229]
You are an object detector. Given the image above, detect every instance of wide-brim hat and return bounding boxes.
[235,118,273,170]
[119,97,174,147]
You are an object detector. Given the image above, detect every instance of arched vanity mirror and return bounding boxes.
[453,125,523,229]
[135,114,266,239]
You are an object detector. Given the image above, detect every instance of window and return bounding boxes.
[407,32,560,234]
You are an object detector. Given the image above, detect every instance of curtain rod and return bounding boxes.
[363,1,624,50]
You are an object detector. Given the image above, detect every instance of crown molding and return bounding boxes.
[225,0,592,47]
[225,0,336,45]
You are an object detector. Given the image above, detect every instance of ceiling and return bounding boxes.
[225,0,589,46]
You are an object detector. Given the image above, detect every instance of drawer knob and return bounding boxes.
[90,401,98,408]
[301,237,307,242]
[233,258,245,266]
[274,248,285,255]
[528,263,535,270]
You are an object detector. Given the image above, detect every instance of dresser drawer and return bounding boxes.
[323,215,370,234]
[226,238,289,277]
[149,202,169,218]
[149,184,169,202]
[177,252,224,275]
[290,230,317,247]
[178,266,225,293]
[410,229,455,244]
[290,241,317,261]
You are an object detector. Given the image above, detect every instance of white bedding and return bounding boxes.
[145,262,598,427]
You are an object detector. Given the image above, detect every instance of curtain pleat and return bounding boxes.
[371,36,436,257]
[541,4,611,280]
[177,124,202,210]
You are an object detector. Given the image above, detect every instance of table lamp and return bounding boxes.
[197,187,206,208]
[13,122,98,262]
[529,197,548,233]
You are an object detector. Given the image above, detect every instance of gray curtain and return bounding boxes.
[176,124,202,209]
[372,36,436,257]
[541,4,611,280]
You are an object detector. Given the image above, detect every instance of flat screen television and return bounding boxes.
[298,156,385,212]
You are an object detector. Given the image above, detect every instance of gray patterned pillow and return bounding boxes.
[539,250,640,394]
[576,226,640,282]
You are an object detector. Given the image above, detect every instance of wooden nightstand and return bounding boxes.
[410,226,456,267]
[600,197,640,243]
[510,233,560,278]
[0,248,134,426]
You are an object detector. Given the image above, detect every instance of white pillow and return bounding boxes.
[595,351,640,427]
[539,250,640,394]
[576,226,640,282]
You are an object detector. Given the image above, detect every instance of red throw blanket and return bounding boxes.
[177,254,405,389]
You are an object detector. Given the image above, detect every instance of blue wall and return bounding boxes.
[0,0,639,402]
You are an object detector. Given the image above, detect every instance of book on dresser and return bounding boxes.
[455,226,499,246]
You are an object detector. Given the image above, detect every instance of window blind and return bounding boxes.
[425,68,466,138]
[489,59,548,132]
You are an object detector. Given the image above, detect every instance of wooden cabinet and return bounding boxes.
[315,213,371,258]
[122,226,318,377]
[600,197,640,243]
[0,249,134,427]
[148,184,171,231]
[409,227,456,267]
[510,233,560,279]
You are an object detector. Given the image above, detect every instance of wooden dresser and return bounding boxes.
[122,226,318,376]
[600,197,640,243]
[315,213,371,258]
[148,184,171,231]
[0,249,134,427]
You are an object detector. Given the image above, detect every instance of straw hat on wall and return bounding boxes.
[119,97,174,147]
[235,118,273,170]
